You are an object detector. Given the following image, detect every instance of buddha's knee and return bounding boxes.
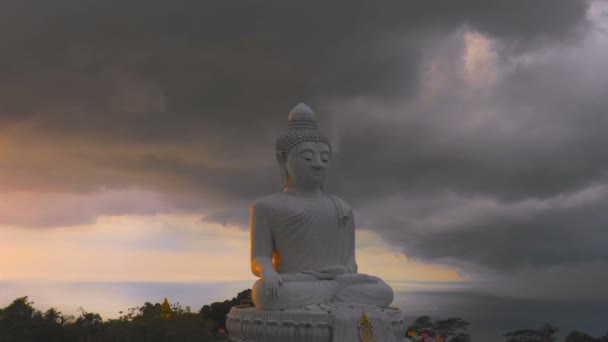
[332,277,394,308]
[372,278,394,307]
[252,279,279,310]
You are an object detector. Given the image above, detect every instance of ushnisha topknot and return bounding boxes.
[275,103,332,157]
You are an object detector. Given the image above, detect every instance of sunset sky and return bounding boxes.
[1,1,608,339]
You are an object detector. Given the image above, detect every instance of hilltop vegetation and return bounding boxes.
[0,290,606,342]
[0,290,251,342]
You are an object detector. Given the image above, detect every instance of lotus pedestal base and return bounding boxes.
[227,304,406,342]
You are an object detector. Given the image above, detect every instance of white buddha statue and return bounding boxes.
[250,103,394,311]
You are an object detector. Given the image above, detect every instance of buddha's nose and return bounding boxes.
[311,155,326,169]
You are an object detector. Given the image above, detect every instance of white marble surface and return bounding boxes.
[227,304,406,342]
[249,103,395,313]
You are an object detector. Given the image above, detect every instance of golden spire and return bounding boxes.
[360,310,370,326]
[160,298,172,319]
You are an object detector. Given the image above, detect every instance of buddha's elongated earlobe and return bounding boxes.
[276,151,289,190]
[275,151,285,165]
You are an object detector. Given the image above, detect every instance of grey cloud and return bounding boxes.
[0,1,591,169]
[1,0,590,128]
[360,184,608,272]
[323,19,608,272]
[0,0,602,280]
[328,49,608,204]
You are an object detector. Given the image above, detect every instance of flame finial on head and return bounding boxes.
[287,103,318,130]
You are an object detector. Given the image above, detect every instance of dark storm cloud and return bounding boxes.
[0,0,589,129]
[0,0,590,193]
[360,185,608,272]
[0,0,602,279]
[323,7,608,274]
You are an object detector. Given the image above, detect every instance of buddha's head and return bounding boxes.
[275,103,332,191]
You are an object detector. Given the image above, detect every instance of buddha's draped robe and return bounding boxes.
[251,192,393,311]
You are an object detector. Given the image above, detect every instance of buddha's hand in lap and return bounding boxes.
[302,265,348,280]
[261,268,283,299]
[319,265,348,275]
[333,273,378,285]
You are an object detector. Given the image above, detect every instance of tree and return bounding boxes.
[43,308,66,325]
[406,315,435,337]
[565,330,599,342]
[540,323,558,342]
[435,317,471,341]
[504,328,544,342]
[66,307,105,341]
[406,316,471,341]
[199,288,252,332]
[0,294,221,342]
[133,302,163,320]
[0,296,37,341]
[449,333,472,342]
[0,296,36,320]
[31,307,69,342]
[504,323,558,342]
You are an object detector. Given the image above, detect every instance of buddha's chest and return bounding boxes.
[269,198,341,244]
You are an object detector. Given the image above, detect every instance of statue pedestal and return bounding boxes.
[227,304,406,342]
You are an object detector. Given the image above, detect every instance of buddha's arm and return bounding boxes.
[250,201,274,277]
[346,211,358,273]
[250,200,283,300]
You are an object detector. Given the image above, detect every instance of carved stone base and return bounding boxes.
[227,304,406,342]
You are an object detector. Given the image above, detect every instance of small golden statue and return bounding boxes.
[358,310,375,342]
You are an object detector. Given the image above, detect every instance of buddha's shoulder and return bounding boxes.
[251,192,290,210]
[323,193,351,205]
[251,192,353,215]
[323,193,353,213]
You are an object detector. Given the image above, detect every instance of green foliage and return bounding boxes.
[3,291,607,342]
[408,315,435,335]
[65,307,105,341]
[0,296,68,342]
[406,315,471,341]
[449,332,473,342]
[0,292,245,341]
[504,323,558,342]
[199,289,252,331]
[436,317,471,340]
[97,300,211,341]
[566,331,600,342]
[505,328,543,342]
[565,330,608,342]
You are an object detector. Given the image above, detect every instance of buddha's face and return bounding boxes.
[285,141,331,189]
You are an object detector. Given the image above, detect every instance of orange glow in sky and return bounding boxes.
[0,213,467,284]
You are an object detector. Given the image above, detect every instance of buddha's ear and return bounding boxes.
[276,151,289,190]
